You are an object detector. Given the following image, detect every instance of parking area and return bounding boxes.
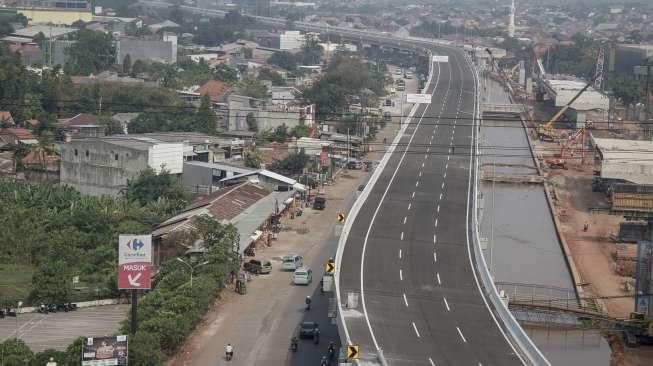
[0,305,128,352]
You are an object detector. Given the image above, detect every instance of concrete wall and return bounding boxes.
[226,95,301,131]
[16,8,92,25]
[57,140,149,196]
[116,37,175,64]
[182,162,213,191]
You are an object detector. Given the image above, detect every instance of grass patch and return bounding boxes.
[0,264,34,303]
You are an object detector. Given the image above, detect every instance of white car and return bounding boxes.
[293,266,313,285]
[282,255,303,271]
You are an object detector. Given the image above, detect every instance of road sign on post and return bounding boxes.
[406,93,432,104]
[118,235,152,290]
[347,345,360,359]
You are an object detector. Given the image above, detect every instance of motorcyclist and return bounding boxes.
[327,341,335,358]
[225,343,234,360]
[313,328,320,344]
[321,355,328,366]
[290,337,298,352]
[305,296,311,311]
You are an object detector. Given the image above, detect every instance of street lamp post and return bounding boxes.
[176,258,209,288]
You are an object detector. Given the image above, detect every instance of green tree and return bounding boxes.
[257,68,284,86]
[243,148,261,168]
[237,77,267,99]
[274,124,288,143]
[268,152,308,175]
[30,259,72,303]
[129,332,163,366]
[608,75,644,106]
[246,112,257,131]
[1,339,33,365]
[300,33,323,65]
[193,95,216,134]
[243,47,253,59]
[99,115,124,135]
[123,54,132,75]
[123,168,192,210]
[268,51,299,71]
[131,59,146,77]
[213,64,238,83]
[64,29,116,75]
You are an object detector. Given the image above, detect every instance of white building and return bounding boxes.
[280,31,305,50]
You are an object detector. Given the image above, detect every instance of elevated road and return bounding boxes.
[338,47,526,365]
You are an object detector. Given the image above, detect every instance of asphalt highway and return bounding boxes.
[339,48,526,365]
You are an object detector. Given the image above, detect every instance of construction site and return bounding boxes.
[480,43,653,365]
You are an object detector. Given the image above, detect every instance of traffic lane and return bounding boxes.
[289,280,341,366]
[357,105,457,362]
[339,59,444,358]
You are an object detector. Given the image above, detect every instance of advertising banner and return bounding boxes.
[81,335,128,366]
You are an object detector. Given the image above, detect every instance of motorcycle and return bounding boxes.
[290,338,298,353]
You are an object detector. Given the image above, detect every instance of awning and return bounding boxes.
[293,183,307,192]
[250,230,263,241]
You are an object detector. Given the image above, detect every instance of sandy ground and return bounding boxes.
[165,74,417,366]
[526,125,635,318]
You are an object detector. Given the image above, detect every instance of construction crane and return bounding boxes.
[545,124,587,169]
[594,45,605,91]
[485,48,515,95]
[536,82,591,141]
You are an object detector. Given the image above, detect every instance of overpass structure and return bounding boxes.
[138,2,549,364]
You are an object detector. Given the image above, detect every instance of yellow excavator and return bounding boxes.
[536,82,591,141]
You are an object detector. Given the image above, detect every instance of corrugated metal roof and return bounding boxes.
[594,137,653,185]
[152,182,271,237]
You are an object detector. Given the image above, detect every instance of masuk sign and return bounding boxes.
[118,235,152,290]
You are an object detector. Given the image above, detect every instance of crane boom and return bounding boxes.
[537,82,591,140]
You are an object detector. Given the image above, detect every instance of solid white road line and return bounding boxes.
[412,322,421,338]
[456,327,467,343]
[444,297,451,312]
[403,293,408,307]
[437,272,441,285]
[400,269,403,281]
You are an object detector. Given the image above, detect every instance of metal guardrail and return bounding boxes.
[469,54,551,366]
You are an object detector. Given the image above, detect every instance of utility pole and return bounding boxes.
[646,64,652,122]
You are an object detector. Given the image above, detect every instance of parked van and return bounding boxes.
[313,196,326,210]
[292,266,313,285]
[282,255,303,271]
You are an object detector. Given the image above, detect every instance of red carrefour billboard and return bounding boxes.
[118,235,152,290]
